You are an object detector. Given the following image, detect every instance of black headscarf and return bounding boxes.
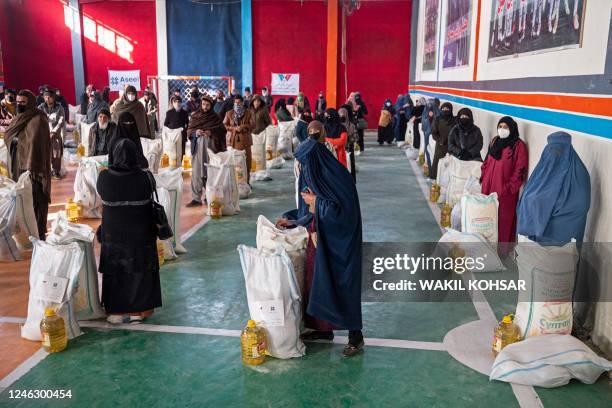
[323,108,346,139]
[440,102,455,124]
[108,111,148,168]
[456,107,474,130]
[487,116,520,160]
[110,138,141,172]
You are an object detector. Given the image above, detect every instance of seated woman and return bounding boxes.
[276,134,364,357]
[448,107,483,161]
[323,108,348,168]
[96,138,162,324]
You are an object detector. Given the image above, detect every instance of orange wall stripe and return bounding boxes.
[326,0,339,108]
[410,85,612,118]
[472,0,482,81]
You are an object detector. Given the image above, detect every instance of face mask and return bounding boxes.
[173,104,181,111]
[262,90,268,95]
[339,115,346,120]
[17,104,27,113]
[441,109,450,115]
[127,93,136,102]
[298,96,303,102]
[6,96,14,103]
[459,117,471,126]
[309,132,320,140]
[385,102,391,107]
[498,128,510,139]
[319,95,324,99]
[234,103,240,111]
[98,120,108,130]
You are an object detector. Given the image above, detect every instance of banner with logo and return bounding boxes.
[271,73,300,95]
[108,69,141,92]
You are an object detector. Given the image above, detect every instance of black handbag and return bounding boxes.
[146,171,174,240]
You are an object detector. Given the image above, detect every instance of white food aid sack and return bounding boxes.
[0,187,22,261]
[73,158,102,218]
[141,137,162,173]
[46,212,105,320]
[0,138,7,171]
[436,155,452,204]
[80,121,95,157]
[238,245,305,359]
[256,215,308,296]
[405,123,414,146]
[277,121,296,159]
[490,334,612,388]
[161,126,183,168]
[461,193,499,244]
[209,148,251,199]
[250,129,272,181]
[432,228,504,273]
[154,168,186,254]
[68,104,80,125]
[404,147,418,161]
[514,236,578,338]
[446,156,481,206]
[264,126,279,159]
[156,188,177,260]
[205,163,239,216]
[22,237,83,341]
[14,171,40,248]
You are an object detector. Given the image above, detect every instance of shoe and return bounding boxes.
[186,200,202,207]
[106,315,129,325]
[342,340,364,357]
[300,330,334,341]
[129,316,143,324]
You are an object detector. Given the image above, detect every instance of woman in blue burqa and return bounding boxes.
[516,131,591,245]
[276,123,364,357]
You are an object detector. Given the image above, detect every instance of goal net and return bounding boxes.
[148,75,235,125]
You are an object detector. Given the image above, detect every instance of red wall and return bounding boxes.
[80,0,157,100]
[338,1,412,117]
[0,0,76,103]
[252,0,327,102]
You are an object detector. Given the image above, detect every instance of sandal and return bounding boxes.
[342,341,364,357]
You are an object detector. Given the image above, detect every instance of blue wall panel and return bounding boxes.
[167,0,242,90]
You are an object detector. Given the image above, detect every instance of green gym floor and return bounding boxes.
[1,138,610,407]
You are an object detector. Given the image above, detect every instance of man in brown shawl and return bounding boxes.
[5,90,51,239]
[223,94,254,182]
[185,95,227,207]
[111,85,152,139]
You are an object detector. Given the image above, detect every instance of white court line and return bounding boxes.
[180,214,211,243]
[1,317,445,352]
[407,154,541,407]
[0,349,49,394]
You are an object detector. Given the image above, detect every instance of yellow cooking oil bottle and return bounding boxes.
[160,153,170,168]
[156,240,165,266]
[76,143,85,157]
[40,308,67,353]
[440,202,452,228]
[182,154,191,170]
[65,198,81,222]
[241,320,267,365]
[492,314,521,356]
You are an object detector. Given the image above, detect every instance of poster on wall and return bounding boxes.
[443,0,471,69]
[108,69,141,92]
[422,0,440,71]
[271,73,300,95]
[488,0,586,61]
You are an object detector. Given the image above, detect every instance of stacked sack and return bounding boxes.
[251,127,272,181]
[154,167,188,258]
[265,126,284,169]
[0,172,40,261]
[237,214,308,359]
[73,158,103,218]
[277,120,296,160]
[141,137,163,173]
[161,127,184,168]
[206,149,240,216]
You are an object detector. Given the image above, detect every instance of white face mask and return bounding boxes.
[173,104,181,111]
[127,93,136,102]
[498,128,510,139]
[98,120,108,130]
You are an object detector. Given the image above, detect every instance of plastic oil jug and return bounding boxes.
[156,240,165,266]
[440,202,452,228]
[429,183,440,203]
[492,314,521,356]
[160,153,170,168]
[417,152,425,166]
[40,308,67,353]
[0,162,8,177]
[241,320,267,365]
[65,198,81,222]
[422,163,429,177]
[209,199,223,219]
[182,154,192,170]
[72,128,80,145]
[76,143,85,157]
[448,243,466,274]
[266,146,273,161]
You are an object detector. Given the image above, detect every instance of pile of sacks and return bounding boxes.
[251,122,299,182]
[205,149,243,216]
[22,211,106,341]
[237,215,308,359]
[0,172,40,261]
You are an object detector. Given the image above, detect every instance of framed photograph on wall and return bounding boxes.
[488,0,586,61]
[442,0,472,69]
[422,0,440,71]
